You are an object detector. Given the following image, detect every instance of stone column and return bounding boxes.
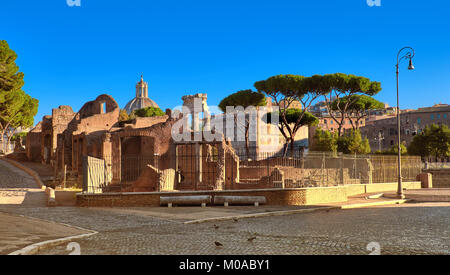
[214,143,226,191]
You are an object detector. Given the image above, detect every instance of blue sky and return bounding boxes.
[2,0,449,125]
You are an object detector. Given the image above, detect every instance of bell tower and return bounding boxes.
[136,75,149,98]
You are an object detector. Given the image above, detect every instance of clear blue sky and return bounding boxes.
[2,0,449,125]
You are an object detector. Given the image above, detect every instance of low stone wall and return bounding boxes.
[345,181,422,197]
[77,187,348,207]
[76,181,422,207]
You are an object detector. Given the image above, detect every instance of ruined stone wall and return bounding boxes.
[132,116,168,129]
[26,122,42,161]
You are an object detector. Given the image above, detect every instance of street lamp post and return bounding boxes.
[396,47,415,199]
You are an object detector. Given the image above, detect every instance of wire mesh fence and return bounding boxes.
[422,162,450,170]
[0,141,15,154]
[82,147,423,193]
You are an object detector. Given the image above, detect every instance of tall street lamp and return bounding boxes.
[396,46,415,199]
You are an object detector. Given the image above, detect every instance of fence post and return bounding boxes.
[340,152,344,185]
[321,153,325,186]
[63,165,67,190]
[82,156,88,192]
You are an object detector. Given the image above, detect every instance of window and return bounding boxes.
[330,120,333,124]
[390,140,394,146]
[100,102,106,114]
[431,114,434,120]
[324,119,327,124]
[417,118,421,124]
[437,114,441,119]
[444,114,448,119]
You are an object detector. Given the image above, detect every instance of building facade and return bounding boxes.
[360,104,450,152]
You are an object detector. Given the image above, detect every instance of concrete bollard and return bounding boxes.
[254,201,259,207]
[416,173,433,188]
[168,203,173,208]
[46,187,56,207]
[224,202,229,207]
[201,202,206,207]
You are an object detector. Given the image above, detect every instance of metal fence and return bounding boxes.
[82,148,423,193]
[82,156,110,194]
[423,162,450,170]
[234,150,421,188]
[0,141,15,154]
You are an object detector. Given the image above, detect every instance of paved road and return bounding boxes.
[0,159,448,255]
[0,159,83,254]
[0,159,45,207]
[0,203,448,255]
[0,212,88,254]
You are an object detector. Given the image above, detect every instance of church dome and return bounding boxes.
[124,75,160,114]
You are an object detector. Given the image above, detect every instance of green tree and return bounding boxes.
[331,95,384,130]
[377,143,408,155]
[408,124,450,160]
[312,129,370,154]
[219,89,266,157]
[254,75,327,156]
[119,109,130,122]
[318,73,381,136]
[133,106,165,118]
[267,109,318,152]
[408,133,429,158]
[336,129,371,154]
[310,128,338,152]
[0,40,39,147]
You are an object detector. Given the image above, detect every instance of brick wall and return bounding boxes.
[76,181,422,207]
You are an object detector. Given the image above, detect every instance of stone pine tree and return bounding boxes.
[266,109,318,155]
[319,73,381,136]
[219,89,266,157]
[331,95,384,130]
[254,75,327,156]
[0,40,39,148]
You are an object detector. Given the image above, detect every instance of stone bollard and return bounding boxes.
[46,187,57,207]
[416,173,433,188]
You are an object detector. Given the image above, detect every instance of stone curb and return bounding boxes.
[184,206,339,224]
[407,195,450,202]
[0,158,45,189]
[184,199,413,224]
[340,199,410,209]
[8,231,98,255]
[2,211,98,255]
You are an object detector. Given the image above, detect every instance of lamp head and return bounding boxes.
[408,58,415,70]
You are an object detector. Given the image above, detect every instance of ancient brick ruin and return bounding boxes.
[24,85,420,194]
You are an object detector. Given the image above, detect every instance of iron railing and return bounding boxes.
[82,148,423,193]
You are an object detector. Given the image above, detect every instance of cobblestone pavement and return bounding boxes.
[0,159,45,206]
[0,203,448,255]
[0,159,37,189]
[0,159,448,255]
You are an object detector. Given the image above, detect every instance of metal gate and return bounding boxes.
[175,143,218,190]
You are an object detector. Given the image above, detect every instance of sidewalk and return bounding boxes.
[384,189,450,202]
[0,211,90,255]
[91,193,408,224]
